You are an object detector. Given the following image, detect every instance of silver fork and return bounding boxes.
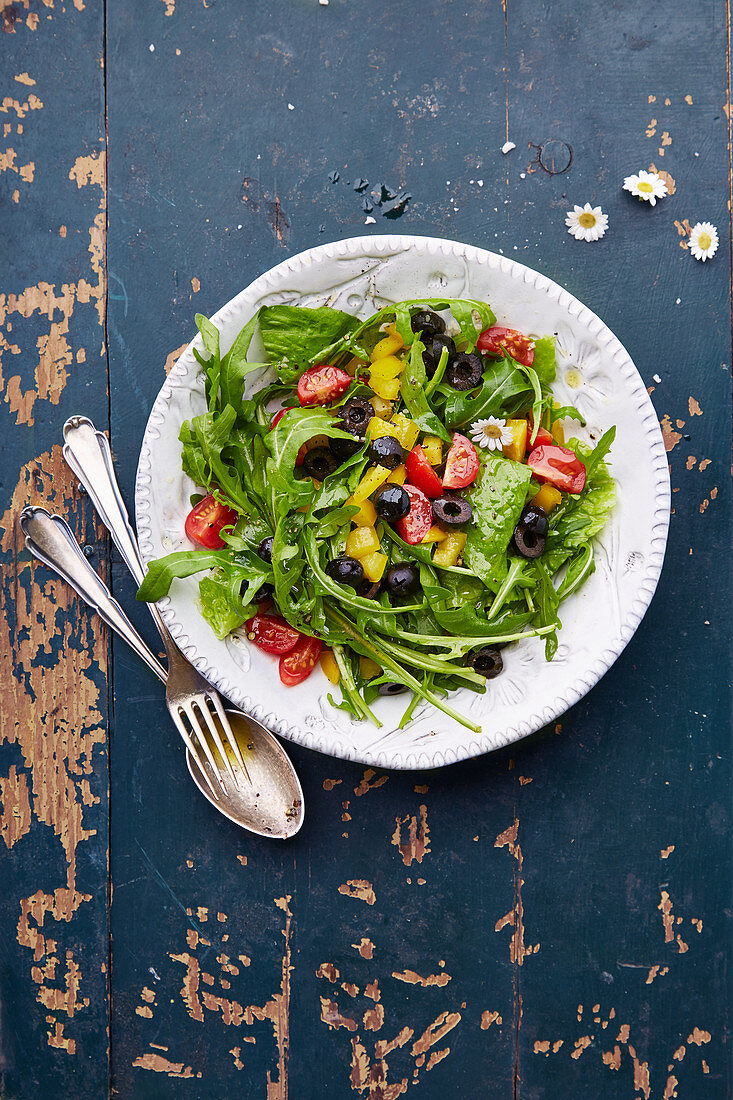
[18,506,222,801]
[61,414,250,792]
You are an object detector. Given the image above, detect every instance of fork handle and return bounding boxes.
[19,506,168,684]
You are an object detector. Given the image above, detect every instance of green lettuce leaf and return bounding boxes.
[531,335,556,385]
[441,355,532,429]
[463,451,532,592]
[258,305,360,377]
[399,340,451,442]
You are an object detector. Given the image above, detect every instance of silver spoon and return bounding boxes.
[19,506,304,839]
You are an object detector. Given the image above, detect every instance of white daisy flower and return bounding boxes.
[470,416,512,451]
[623,169,668,206]
[689,221,719,262]
[565,203,608,242]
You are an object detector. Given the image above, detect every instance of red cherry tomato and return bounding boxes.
[395,483,433,544]
[297,365,351,407]
[527,444,586,494]
[184,492,237,549]
[442,433,480,490]
[279,634,323,686]
[245,615,301,655]
[477,325,535,367]
[405,445,443,498]
[527,424,554,451]
[270,407,294,430]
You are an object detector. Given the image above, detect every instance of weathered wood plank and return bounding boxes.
[0,2,109,1096]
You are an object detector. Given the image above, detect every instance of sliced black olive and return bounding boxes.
[384,562,420,597]
[326,555,364,589]
[432,495,473,526]
[374,485,410,521]
[254,582,274,602]
[469,647,504,678]
[378,681,409,696]
[303,446,340,480]
[367,435,404,470]
[422,334,456,378]
[512,505,549,559]
[410,308,446,338]
[356,578,382,599]
[445,352,483,390]
[257,536,274,563]
[329,434,364,461]
[336,396,375,434]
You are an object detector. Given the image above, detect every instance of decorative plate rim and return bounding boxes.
[135,234,670,770]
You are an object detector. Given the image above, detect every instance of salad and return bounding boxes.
[138,298,616,733]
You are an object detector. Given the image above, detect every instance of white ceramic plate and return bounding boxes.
[136,235,669,770]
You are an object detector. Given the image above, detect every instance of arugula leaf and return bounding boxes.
[547,434,616,552]
[264,406,356,500]
[137,549,237,602]
[258,305,360,376]
[463,451,532,592]
[530,335,556,385]
[399,340,452,442]
[441,355,532,429]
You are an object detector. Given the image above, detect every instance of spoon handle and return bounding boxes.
[19,506,167,685]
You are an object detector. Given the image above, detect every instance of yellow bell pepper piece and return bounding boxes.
[346,525,380,560]
[360,550,388,583]
[390,413,420,450]
[346,496,377,527]
[371,396,393,419]
[422,525,450,544]
[502,419,528,463]
[422,435,443,466]
[369,354,404,379]
[532,483,562,513]
[370,375,401,401]
[551,420,565,445]
[432,531,467,567]
[352,465,391,504]
[368,416,399,441]
[359,656,382,679]
[371,334,403,361]
[320,648,340,685]
[386,464,406,485]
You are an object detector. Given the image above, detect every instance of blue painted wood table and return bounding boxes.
[1,2,730,1097]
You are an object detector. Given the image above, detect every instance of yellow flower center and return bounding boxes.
[578,212,597,228]
[637,180,654,193]
[698,231,712,250]
[483,424,503,440]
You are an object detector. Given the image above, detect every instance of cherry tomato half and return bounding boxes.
[527,425,554,451]
[297,365,351,407]
[245,615,301,655]
[477,325,535,368]
[405,445,443,498]
[527,444,586,495]
[184,492,237,549]
[442,433,480,490]
[395,483,433,544]
[279,634,323,686]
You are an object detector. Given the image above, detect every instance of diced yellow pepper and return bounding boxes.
[360,550,388,583]
[346,495,377,527]
[422,525,450,544]
[371,334,403,361]
[368,416,400,441]
[320,648,340,685]
[422,435,443,466]
[352,465,391,504]
[502,419,528,463]
[390,413,420,450]
[551,420,565,445]
[359,656,382,679]
[384,321,403,342]
[386,464,406,485]
[432,531,467,567]
[370,375,401,401]
[371,396,393,419]
[369,354,404,379]
[346,525,380,559]
[532,483,563,513]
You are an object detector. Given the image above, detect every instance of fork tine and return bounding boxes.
[169,707,222,800]
[179,701,231,796]
[197,697,250,789]
[207,693,251,786]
